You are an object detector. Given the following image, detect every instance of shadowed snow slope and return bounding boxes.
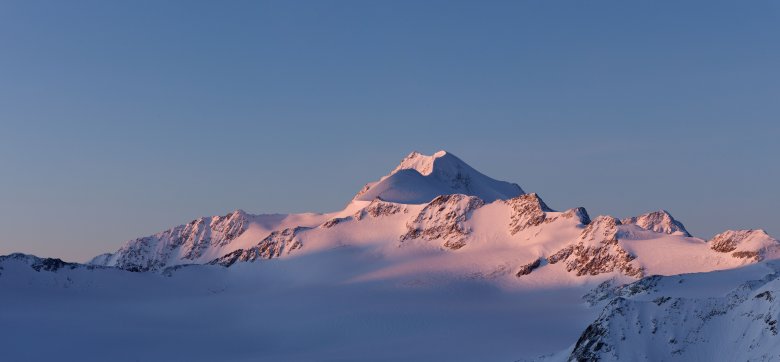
[538,262,780,361]
[1,250,599,362]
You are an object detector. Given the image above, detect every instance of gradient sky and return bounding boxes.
[1,1,778,262]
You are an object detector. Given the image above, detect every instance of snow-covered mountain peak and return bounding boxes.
[0,253,82,272]
[505,193,556,234]
[84,149,779,288]
[391,150,448,176]
[581,215,622,242]
[226,208,248,218]
[621,210,691,237]
[710,229,780,261]
[354,150,524,204]
[558,262,780,362]
[544,215,643,278]
[90,209,257,271]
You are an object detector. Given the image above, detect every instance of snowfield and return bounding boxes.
[2,150,779,361]
[540,261,780,361]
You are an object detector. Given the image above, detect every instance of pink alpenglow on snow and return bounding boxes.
[4,150,780,362]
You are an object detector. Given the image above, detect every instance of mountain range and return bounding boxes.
[90,150,779,282]
[3,150,779,361]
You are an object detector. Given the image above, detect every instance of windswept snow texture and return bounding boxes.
[354,150,524,204]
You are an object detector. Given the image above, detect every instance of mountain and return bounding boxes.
[89,150,778,287]
[0,244,599,362]
[5,149,780,361]
[544,261,780,361]
[0,253,84,273]
[353,150,524,203]
[621,210,691,237]
[709,229,780,261]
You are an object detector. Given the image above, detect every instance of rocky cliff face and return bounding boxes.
[547,207,591,226]
[506,193,554,234]
[400,194,485,250]
[709,229,779,261]
[87,190,778,283]
[505,193,591,238]
[621,210,691,237]
[515,258,543,277]
[563,263,780,362]
[548,216,643,278]
[91,210,251,271]
[208,227,308,267]
[86,150,779,284]
[0,253,84,273]
[353,198,407,220]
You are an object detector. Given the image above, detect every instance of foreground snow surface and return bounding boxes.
[539,261,780,361]
[1,251,599,362]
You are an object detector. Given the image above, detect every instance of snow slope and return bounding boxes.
[89,150,779,286]
[353,150,525,203]
[5,149,780,361]
[541,261,780,361]
[89,203,368,271]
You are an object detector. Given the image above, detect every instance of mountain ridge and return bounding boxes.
[86,150,779,287]
[354,150,524,204]
[4,150,780,362]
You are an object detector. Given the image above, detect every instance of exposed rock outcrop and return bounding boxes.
[515,258,542,277]
[93,209,251,271]
[209,227,309,267]
[400,194,485,250]
[182,210,250,258]
[566,266,780,361]
[0,253,82,273]
[546,207,591,226]
[549,216,643,278]
[710,229,779,262]
[321,217,350,229]
[353,198,405,221]
[621,210,691,237]
[506,193,554,234]
[322,199,406,228]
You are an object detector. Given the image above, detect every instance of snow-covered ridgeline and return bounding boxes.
[86,151,779,288]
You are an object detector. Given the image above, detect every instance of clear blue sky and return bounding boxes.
[1,1,778,262]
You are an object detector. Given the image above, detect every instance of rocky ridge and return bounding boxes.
[0,253,84,274]
[547,216,643,278]
[208,227,308,267]
[621,210,691,237]
[86,150,779,284]
[561,263,780,361]
[90,210,251,272]
[710,229,779,261]
[400,194,485,250]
